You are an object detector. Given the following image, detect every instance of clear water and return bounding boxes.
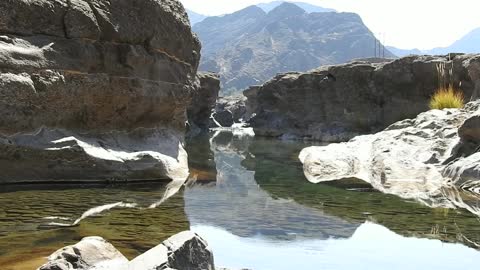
[1,131,480,270]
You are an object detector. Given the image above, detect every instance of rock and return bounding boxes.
[216,95,247,122]
[212,110,234,127]
[299,100,480,211]
[38,232,215,270]
[459,114,480,144]
[194,3,395,94]
[187,72,221,136]
[164,231,215,270]
[247,54,480,141]
[0,0,200,182]
[38,236,128,270]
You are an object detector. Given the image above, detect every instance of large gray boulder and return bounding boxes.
[299,100,480,214]
[38,232,215,270]
[247,54,480,141]
[0,0,200,182]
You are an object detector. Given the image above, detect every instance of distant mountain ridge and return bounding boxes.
[187,9,207,25]
[389,27,480,57]
[257,1,336,13]
[194,2,394,95]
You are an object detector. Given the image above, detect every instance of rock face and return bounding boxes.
[247,54,480,141]
[0,0,200,182]
[194,2,394,95]
[39,232,215,270]
[299,100,480,213]
[187,72,221,136]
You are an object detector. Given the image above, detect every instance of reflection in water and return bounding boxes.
[1,131,480,270]
[185,130,480,269]
[192,223,479,270]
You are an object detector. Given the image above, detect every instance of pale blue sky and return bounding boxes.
[180,0,480,50]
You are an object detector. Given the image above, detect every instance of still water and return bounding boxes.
[1,131,480,269]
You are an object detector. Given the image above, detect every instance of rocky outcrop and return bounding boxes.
[38,231,215,270]
[299,100,480,215]
[247,54,480,141]
[0,0,200,182]
[216,95,248,122]
[187,72,221,136]
[194,2,395,95]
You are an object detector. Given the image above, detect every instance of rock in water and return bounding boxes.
[187,72,221,136]
[247,54,480,141]
[0,0,201,182]
[299,100,480,212]
[38,232,215,270]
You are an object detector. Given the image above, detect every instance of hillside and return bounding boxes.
[194,2,394,95]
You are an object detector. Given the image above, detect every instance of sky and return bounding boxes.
[179,0,480,50]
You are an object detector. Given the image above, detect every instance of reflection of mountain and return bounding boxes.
[192,223,480,270]
[241,136,480,248]
[184,131,359,240]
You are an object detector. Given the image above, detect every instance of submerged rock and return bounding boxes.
[299,100,480,213]
[0,0,200,182]
[247,54,480,141]
[38,232,215,270]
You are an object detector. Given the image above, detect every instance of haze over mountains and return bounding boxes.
[388,27,480,57]
[193,2,394,95]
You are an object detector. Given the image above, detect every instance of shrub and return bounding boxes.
[429,86,464,110]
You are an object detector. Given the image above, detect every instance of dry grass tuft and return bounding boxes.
[430,62,465,110]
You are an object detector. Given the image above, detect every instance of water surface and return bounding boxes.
[1,131,480,269]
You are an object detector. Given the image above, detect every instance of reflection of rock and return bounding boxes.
[187,72,221,136]
[39,232,215,270]
[247,54,480,141]
[185,131,360,240]
[0,184,190,267]
[241,138,480,248]
[300,100,480,215]
[0,0,200,182]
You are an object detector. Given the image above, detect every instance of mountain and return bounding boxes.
[386,46,423,57]
[388,27,480,57]
[427,27,480,55]
[187,9,207,25]
[257,1,336,13]
[194,3,394,95]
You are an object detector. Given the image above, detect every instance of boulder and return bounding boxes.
[38,236,128,270]
[187,72,221,136]
[0,0,200,182]
[212,110,234,127]
[299,100,480,212]
[216,95,248,122]
[38,232,215,270]
[247,54,480,141]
